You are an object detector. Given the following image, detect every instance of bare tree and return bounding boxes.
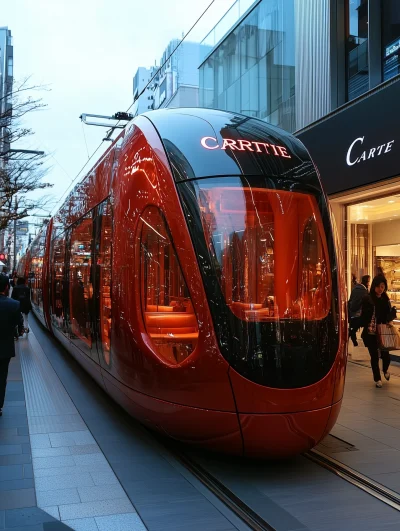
[0,77,53,231]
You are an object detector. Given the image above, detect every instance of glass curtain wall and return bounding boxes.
[382,0,400,81]
[200,0,296,132]
[347,0,369,100]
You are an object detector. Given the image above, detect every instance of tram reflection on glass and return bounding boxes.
[20,108,347,458]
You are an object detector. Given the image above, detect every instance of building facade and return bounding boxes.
[0,27,13,262]
[132,67,153,116]
[199,0,331,132]
[0,27,13,154]
[199,0,400,132]
[133,40,200,115]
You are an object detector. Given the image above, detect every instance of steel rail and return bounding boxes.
[171,448,276,531]
[305,448,400,511]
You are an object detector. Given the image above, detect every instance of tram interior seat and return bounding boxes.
[145,309,199,364]
[145,312,197,335]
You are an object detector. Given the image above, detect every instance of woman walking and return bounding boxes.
[361,275,396,388]
[11,277,32,334]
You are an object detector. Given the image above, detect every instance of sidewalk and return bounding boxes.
[0,345,69,530]
[323,358,400,493]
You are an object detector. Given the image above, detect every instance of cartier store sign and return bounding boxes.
[297,80,400,195]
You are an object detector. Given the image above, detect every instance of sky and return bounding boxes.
[1,0,235,222]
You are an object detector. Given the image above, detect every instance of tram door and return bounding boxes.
[93,199,113,370]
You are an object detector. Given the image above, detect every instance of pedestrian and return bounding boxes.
[11,277,32,334]
[10,271,17,289]
[348,274,370,346]
[0,274,23,416]
[361,274,397,388]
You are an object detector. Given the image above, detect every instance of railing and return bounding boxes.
[199,0,258,63]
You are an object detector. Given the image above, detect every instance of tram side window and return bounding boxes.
[29,239,39,306]
[98,200,112,364]
[37,232,46,312]
[51,234,66,331]
[30,232,45,311]
[69,215,93,347]
[140,206,198,365]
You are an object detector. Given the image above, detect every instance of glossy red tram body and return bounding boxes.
[20,109,348,458]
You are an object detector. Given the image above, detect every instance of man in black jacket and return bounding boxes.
[348,274,371,346]
[0,274,23,416]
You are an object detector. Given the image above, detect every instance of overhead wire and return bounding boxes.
[50,0,216,216]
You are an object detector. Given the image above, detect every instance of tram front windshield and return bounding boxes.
[178,176,339,389]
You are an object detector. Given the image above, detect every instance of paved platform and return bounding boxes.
[326,359,400,492]
[0,348,70,531]
[3,317,400,531]
[2,319,250,531]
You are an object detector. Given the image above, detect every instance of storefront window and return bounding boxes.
[347,0,369,101]
[347,193,400,305]
[382,0,400,81]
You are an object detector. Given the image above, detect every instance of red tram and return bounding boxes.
[20,109,347,458]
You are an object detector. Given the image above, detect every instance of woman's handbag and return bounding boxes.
[377,323,400,351]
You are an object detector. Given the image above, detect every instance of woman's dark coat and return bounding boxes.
[11,285,32,314]
[361,293,395,347]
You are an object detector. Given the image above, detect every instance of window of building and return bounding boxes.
[347,0,369,100]
[69,215,93,347]
[97,201,112,364]
[382,0,400,81]
[140,207,198,365]
[7,57,13,77]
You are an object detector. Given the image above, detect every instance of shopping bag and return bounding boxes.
[377,323,400,351]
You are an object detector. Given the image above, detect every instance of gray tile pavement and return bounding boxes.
[0,352,62,530]
[321,358,400,496]
[17,329,147,530]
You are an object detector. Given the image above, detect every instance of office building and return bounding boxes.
[0,27,13,260]
[132,67,153,116]
[133,40,200,114]
[0,26,13,154]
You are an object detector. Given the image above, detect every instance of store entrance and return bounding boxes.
[348,193,400,301]
[347,192,400,362]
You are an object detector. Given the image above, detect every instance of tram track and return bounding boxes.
[305,448,400,512]
[168,441,400,531]
[168,447,276,531]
